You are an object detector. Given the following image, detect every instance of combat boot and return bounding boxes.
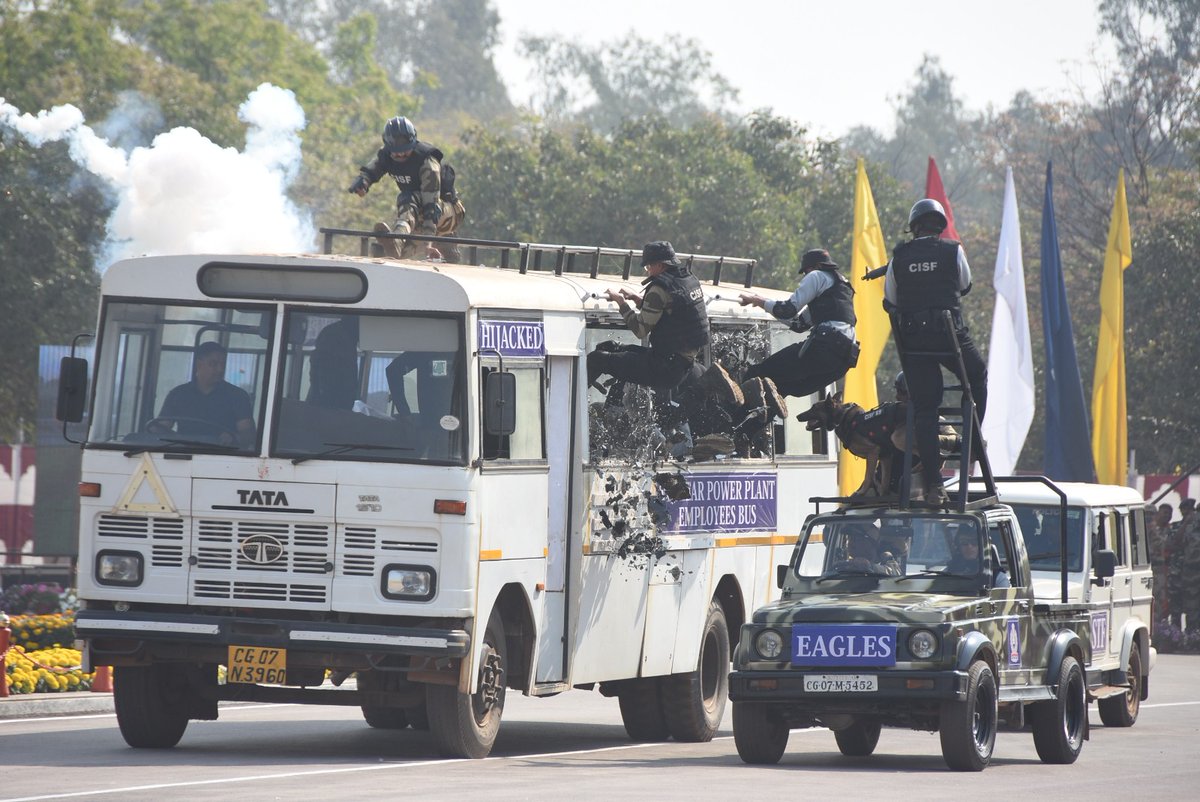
[702,361,744,406]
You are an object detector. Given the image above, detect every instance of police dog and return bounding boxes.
[796,393,911,497]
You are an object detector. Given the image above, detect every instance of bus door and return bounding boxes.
[536,354,575,683]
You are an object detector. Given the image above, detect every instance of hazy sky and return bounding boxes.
[490,0,1114,137]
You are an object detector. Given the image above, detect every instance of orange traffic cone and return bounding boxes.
[91,665,113,693]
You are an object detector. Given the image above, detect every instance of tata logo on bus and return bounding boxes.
[477,320,545,358]
[791,624,897,667]
[239,534,286,565]
[237,489,290,507]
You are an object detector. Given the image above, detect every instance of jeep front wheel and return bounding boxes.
[1031,655,1086,764]
[733,701,789,764]
[938,659,997,771]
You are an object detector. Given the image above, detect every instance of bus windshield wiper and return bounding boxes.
[291,442,413,465]
[123,438,239,456]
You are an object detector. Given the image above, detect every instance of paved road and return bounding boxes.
[2,654,1198,801]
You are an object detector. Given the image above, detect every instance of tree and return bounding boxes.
[518,32,739,131]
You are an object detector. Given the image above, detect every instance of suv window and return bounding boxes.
[1129,507,1150,567]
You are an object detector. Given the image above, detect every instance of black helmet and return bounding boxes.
[894,371,908,395]
[907,198,947,234]
[382,116,417,152]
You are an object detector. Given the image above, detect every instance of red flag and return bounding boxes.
[924,156,960,241]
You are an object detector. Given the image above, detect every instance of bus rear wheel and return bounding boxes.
[662,601,730,742]
[618,678,670,741]
[427,610,507,758]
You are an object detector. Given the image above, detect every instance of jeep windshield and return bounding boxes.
[87,300,273,455]
[1008,504,1085,572]
[272,309,466,465]
[790,513,987,589]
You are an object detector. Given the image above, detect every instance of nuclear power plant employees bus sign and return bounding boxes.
[664,472,777,534]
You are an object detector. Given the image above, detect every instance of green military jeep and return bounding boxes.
[729,499,1112,771]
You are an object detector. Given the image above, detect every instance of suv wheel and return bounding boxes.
[939,659,997,771]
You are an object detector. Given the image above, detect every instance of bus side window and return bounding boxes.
[481,364,545,461]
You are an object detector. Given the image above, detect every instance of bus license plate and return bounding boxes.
[227,645,287,685]
[804,674,877,693]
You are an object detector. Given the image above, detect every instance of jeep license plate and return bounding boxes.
[227,645,287,685]
[803,674,877,693]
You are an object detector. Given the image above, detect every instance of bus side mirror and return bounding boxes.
[56,357,89,423]
[484,370,516,436]
[1092,549,1116,585]
[777,563,788,589]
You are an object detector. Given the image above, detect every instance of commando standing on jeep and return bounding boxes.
[348,116,465,261]
[884,199,986,507]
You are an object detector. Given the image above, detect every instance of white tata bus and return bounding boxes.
[62,231,838,758]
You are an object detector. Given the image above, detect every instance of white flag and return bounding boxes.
[982,167,1035,474]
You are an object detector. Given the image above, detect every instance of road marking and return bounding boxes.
[1141,701,1200,709]
[0,703,297,726]
[0,731,827,801]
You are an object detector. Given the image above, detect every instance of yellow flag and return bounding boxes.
[839,159,892,494]
[1091,169,1132,485]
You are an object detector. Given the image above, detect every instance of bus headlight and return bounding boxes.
[381,565,435,601]
[908,629,939,659]
[755,629,785,659]
[96,551,143,586]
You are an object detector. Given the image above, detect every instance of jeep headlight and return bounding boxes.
[908,629,939,659]
[381,564,435,601]
[96,551,143,586]
[754,629,785,659]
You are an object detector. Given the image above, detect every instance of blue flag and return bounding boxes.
[1041,162,1097,482]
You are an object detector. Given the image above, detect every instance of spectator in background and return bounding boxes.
[1168,499,1195,628]
[1148,503,1174,622]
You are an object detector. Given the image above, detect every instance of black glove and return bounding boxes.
[348,175,369,195]
[789,309,814,334]
[420,202,442,225]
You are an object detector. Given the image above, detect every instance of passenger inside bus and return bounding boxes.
[148,341,256,447]
[307,317,360,410]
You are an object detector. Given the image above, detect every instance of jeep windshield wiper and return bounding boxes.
[291,442,413,465]
[816,569,884,582]
[896,569,960,581]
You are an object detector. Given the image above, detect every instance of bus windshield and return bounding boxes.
[89,301,274,453]
[273,309,466,465]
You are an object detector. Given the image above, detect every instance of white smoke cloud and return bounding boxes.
[0,82,313,267]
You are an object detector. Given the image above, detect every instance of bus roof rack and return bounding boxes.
[317,227,760,288]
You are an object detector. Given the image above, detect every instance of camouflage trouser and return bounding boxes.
[394,197,466,261]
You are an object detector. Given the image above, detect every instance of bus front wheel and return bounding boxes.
[427,610,507,758]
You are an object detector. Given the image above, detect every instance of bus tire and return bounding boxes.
[1030,655,1086,764]
[938,659,997,771]
[1098,644,1141,727]
[405,695,431,730]
[427,609,506,758]
[661,601,730,742]
[617,679,670,741]
[733,701,788,764]
[113,664,189,749]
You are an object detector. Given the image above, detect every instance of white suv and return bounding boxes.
[995,481,1155,726]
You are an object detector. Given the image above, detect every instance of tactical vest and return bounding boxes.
[891,237,963,312]
[383,142,443,190]
[644,268,710,354]
[807,267,857,326]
